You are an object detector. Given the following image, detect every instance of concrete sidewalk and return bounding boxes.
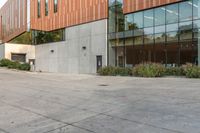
[0,68,200,133]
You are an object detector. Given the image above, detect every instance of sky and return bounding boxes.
[0,0,7,8]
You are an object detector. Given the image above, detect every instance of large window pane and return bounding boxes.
[179,21,193,31]
[166,4,178,24]
[179,1,192,22]
[109,7,116,33]
[134,29,144,36]
[155,7,165,26]
[144,27,154,35]
[179,21,193,42]
[166,23,178,32]
[125,14,134,31]
[166,32,178,42]
[134,36,143,45]
[134,12,143,28]
[155,25,165,33]
[155,33,166,43]
[193,0,200,20]
[125,37,133,46]
[193,19,200,29]
[144,9,154,27]
[144,34,154,44]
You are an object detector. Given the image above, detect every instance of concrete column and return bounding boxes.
[198,38,200,66]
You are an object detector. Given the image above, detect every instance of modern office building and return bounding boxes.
[0,0,200,73]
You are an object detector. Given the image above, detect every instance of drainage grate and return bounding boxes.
[98,84,109,86]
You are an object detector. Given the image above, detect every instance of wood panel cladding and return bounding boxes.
[123,0,181,14]
[30,0,108,31]
[0,0,27,42]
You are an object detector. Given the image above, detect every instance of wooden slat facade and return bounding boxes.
[30,0,108,31]
[0,0,27,42]
[123,0,181,14]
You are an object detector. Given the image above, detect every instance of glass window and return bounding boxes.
[179,21,193,31]
[144,9,154,27]
[134,36,143,45]
[154,7,165,26]
[144,27,154,35]
[33,29,65,44]
[124,30,133,38]
[194,29,200,39]
[155,33,166,43]
[116,4,125,32]
[155,25,165,33]
[54,0,58,13]
[193,0,200,20]
[125,14,134,31]
[134,12,143,28]
[166,4,178,24]
[45,0,48,16]
[144,34,154,44]
[134,29,144,36]
[37,0,41,18]
[193,19,200,30]
[125,37,133,46]
[179,21,193,41]
[166,31,178,42]
[109,0,116,6]
[179,1,192,22]
[109,7,116,33]
[180,31,193,41]
[166,23,178,32]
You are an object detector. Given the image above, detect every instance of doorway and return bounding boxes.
[96,55,102,72]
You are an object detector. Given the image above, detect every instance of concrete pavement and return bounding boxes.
[0,68,200,133]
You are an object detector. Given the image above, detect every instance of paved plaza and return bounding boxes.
[0,68,200,133]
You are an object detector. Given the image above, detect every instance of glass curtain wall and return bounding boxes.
[108,0,125,67]
[108,0,200,67]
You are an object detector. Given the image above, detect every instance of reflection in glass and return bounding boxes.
[134,12,143,28]
[134,36,143,45]
[155,7,166,26]
[144,27,154,35]
[179,1,192,22]
[193,0,200,20]
[144,34,154,44]
[125,37,133,46]
[155,25,165,33]
[33,29,65,44]
[144,9,154,27]
[125,14,135,31]
[166,23,178,32]
[155,33,166,43]
[166,32,178,42]
[166,4,178,24]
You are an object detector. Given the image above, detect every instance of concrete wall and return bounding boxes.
[35,19,107,74]
[3,43,35,62]
[0,44,5,59]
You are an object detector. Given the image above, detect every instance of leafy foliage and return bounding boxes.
[0,59,30,71]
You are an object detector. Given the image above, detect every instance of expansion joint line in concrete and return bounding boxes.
[0,100,98,133]
[101,113,184,133]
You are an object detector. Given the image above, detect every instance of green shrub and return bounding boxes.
[97,66,116,76]
[115,67,132,76]
[165,67,184,76]
[182,63,200,78]
[97,66,132,76]
[0,59,13,67]
[132,62,166,77]
[18,63,31,71]
[7,61,21,69]
[0,59,30,71]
